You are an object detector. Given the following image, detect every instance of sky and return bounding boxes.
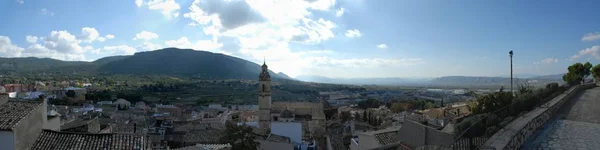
[1,0,600,78]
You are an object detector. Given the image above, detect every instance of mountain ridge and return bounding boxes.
[0,48,291,80]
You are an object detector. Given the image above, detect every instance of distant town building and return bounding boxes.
[114,99,131,110]
[156,104,182,117]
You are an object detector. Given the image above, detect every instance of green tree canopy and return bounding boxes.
[390,103,407,113]
[66,90,76,98]
[592,64,600,79]
[219,123,260,150]
[358,98,381,109]
[563,62,593,85]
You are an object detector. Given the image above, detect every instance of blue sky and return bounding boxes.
[1,0,600,78]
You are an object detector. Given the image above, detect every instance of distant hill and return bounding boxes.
[92,56,130,65]
[295,75,431,85]
[98,48,288,80]
[0,57,90,73]
[529,73,565,80]
[0,48,291,80]
[295,75,565,88]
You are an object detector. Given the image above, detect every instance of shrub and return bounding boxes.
[485,114,500,128]
[485,126,499,136]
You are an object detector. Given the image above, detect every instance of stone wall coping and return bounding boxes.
[483,84,596,150]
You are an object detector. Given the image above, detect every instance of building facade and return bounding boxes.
[258,62,272,129]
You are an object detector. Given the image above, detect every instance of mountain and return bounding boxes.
[529,73,565,80]
[0,57,90,73]
[276,72,293,80]
[92,56,130,65]
[0,48,290,80]
[495,74,541,78]
[295,75,565,88]
[99,48,288,79]
[295,75,431,85]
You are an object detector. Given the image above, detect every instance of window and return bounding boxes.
[262,84,265,92]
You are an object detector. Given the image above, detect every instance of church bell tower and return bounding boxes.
[258,61,272,129]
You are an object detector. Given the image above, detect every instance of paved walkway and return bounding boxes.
[524,87,600,150]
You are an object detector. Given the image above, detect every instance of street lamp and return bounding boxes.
[509,51,513,95]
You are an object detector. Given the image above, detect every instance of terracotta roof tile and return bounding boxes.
[374,131,398,145]
[0,101,43,130]
[266,133,291,143]
[31,130,146,150]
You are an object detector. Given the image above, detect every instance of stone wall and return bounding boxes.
[397,120,454,148]
[257,140,294,150]
[484,83,596,150]
[14,104,44,150]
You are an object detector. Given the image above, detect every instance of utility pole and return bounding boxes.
[509,50,514,95]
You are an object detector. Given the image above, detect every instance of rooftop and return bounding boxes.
[173,144,232,150]
[31,129,146,150]
[0,100,43,131]
[183,129,225,144]
[266,133,291,143]
[156,104,178,109]
[61,116,99,131]
[362,126,401,145]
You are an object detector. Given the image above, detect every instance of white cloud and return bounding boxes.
[183,0,265,32]
[377,44,388,49]
[137,42,163,51]
[290,18,337,44]
[133,31,159,40]
[165,37,223,51]
[21,44,86,61]
[135,0,143,7]
[344,29,361,38]
[335,8,345,17]
[571,45,600,60]
[308,0,336,11]
[17,0,24,4]
[239,46,422,77]
[26,36,39,44]
[41,8,54,16]
[44,30,85,53]
[105,34,115,39]
[79,27,100,43]
[537,58,558,64]
[0,36,24,57]
[1,27,121,61]
[145,0,181,18]
[180,0,417,77]
[99,45,137,55]
[582,32,600,42]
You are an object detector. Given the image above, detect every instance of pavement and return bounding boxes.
[483,87,572,150]
[525,87,600,150]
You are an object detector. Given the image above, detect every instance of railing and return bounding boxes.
[451,137,489,150]
[501,84,595,149]
[448,84,583,150]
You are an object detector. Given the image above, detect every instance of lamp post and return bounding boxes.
[509,50,513,95]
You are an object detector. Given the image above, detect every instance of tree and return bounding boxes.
[563,62,593,85]
[584,62,593,79]
[358,98,381,109]
[340,111,351,122]
[592,64,600,80]
[66,90,76,98]
[219,123,260,150]
[424,102,435,109]
[390,103,406,113]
